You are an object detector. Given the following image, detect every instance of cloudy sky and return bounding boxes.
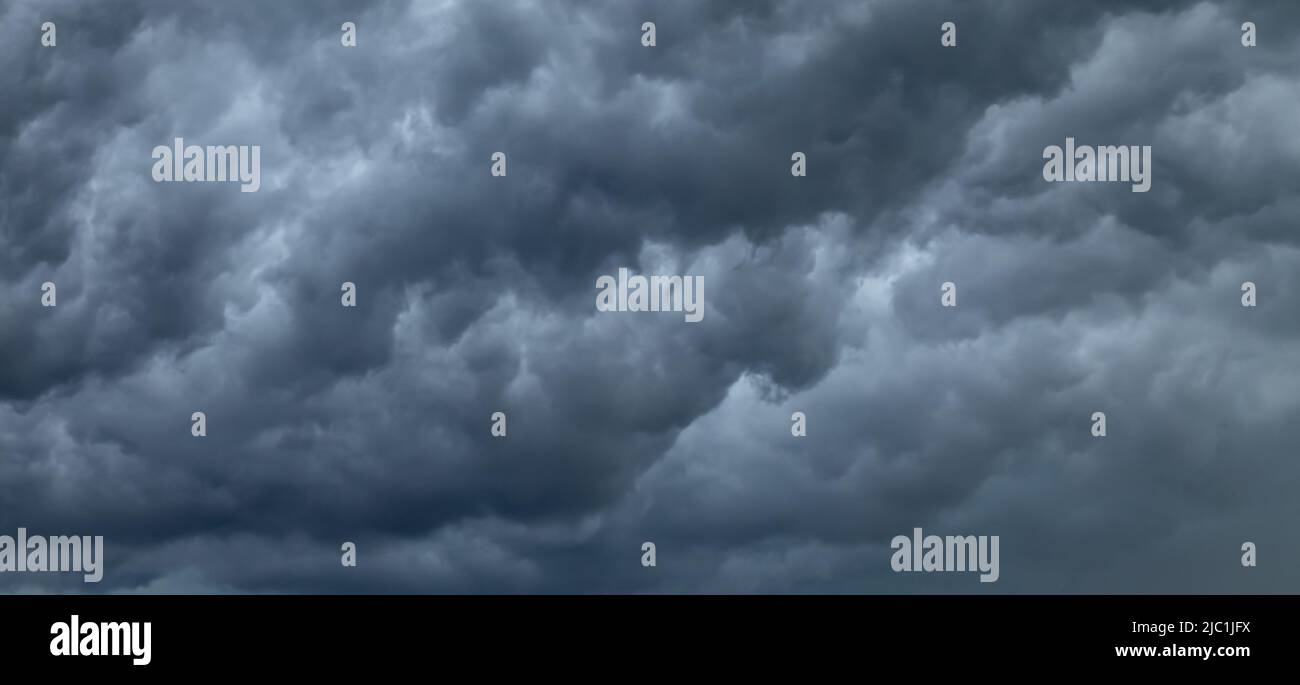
[2,0,1298,594]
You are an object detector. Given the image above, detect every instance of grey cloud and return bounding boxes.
[2,0,1298,594]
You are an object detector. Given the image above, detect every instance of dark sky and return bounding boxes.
[2,0,1298,593]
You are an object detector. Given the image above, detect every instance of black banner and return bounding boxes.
[0,595,1284,673]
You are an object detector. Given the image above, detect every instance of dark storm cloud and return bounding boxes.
[1,0,1298,594]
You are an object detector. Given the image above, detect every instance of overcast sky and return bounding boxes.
[2,0,1299,593]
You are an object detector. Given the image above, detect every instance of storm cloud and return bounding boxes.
[2,0,1299,593]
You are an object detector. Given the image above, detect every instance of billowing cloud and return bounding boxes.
[2,0,1298,594]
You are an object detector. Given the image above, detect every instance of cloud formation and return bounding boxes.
[2,0,1299,593]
